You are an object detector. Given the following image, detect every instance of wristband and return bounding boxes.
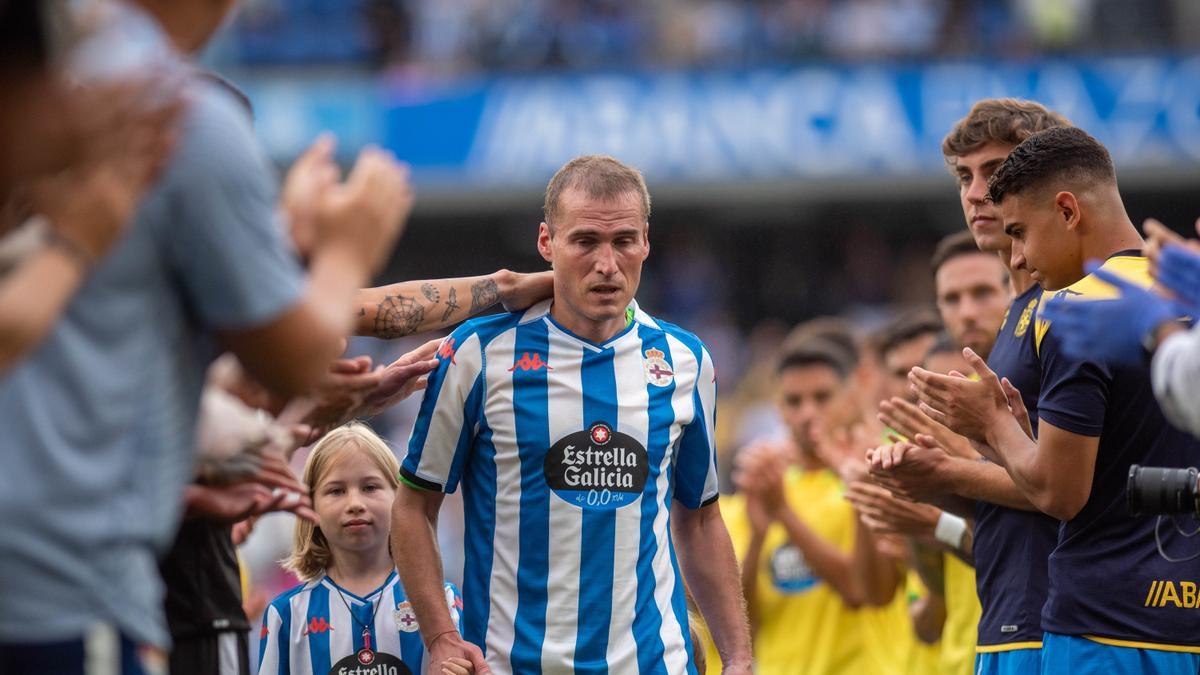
[426,629,459,649]
[934,511,967,550]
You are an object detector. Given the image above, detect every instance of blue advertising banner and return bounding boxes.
[239,56,1200,188]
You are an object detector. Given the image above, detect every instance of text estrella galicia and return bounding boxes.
[544,422,649,511]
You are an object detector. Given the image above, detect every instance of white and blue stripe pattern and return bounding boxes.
[402,300,719,674]
[256,572,461,675]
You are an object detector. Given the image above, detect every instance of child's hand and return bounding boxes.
[440,656,474,675]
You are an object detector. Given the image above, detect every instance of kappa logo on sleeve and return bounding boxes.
[437,338,457,364]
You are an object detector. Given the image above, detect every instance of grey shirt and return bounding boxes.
[1152,325,1200,440]
[0,5,305,648]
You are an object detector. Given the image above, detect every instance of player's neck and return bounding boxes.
[327,547,394,597]
[549,301,628,344]
[795,445,824,472]
[1083,217,1145,265]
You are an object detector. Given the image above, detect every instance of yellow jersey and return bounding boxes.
[903,570,942,674]
[714,468,892,674]
[859,580,921,675]
[939,553,981,675]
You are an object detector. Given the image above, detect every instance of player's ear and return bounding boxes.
[1056,191,1081,231]
[641,222,651,259]
[538,222,554,264]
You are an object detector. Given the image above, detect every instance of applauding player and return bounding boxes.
[912,127,1200,671]
[870,100,1069,675]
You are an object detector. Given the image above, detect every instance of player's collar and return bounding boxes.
[518,299,553,324]
[320,570,397,604]
[518,299,646,327]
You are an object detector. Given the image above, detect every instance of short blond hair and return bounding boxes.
[281,423,400,582]
[542,155,651,229]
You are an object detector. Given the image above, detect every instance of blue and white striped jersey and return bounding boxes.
[402,300,719,674]
[257,571,462,675]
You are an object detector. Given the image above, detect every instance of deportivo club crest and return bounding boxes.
[394,601,419,633]
[643,348,674,387]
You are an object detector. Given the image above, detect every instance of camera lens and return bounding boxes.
[1128,465,1199,516]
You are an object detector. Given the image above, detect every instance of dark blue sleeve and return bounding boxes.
[1037,325,1111,437]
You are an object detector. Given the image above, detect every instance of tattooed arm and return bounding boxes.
[355,269,552,339]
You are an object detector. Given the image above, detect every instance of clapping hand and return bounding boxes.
[908,348,1008,444]
[733,441,790,536]
[877,397,975,459]
[867,437,957,503]
[844,481,940,539]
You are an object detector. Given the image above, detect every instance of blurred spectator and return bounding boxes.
[218,0,1190,72]
[0,0,411,667]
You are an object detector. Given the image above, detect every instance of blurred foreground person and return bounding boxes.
[161,381,316,675]
[1144,222,1200,437]
[0,0,182,372]
[0,0,411,671]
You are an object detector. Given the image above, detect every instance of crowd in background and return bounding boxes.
[224,0,1200,71]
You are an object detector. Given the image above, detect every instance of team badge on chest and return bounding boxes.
[643,348,674,387]
[1014,297,1038,338]
[394,601,419,633]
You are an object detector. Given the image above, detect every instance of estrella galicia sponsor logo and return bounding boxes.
[544,422,649,510]
[770,544,818,594]
[329,651,409,675]
[1145,580,1200,608]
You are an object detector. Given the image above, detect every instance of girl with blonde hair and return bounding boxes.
[257,423,468,675]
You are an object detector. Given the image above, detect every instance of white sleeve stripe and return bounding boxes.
[413,332,485,488]
[256,603,286,675]
[664,334,719,504]
[697,347,719,501]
